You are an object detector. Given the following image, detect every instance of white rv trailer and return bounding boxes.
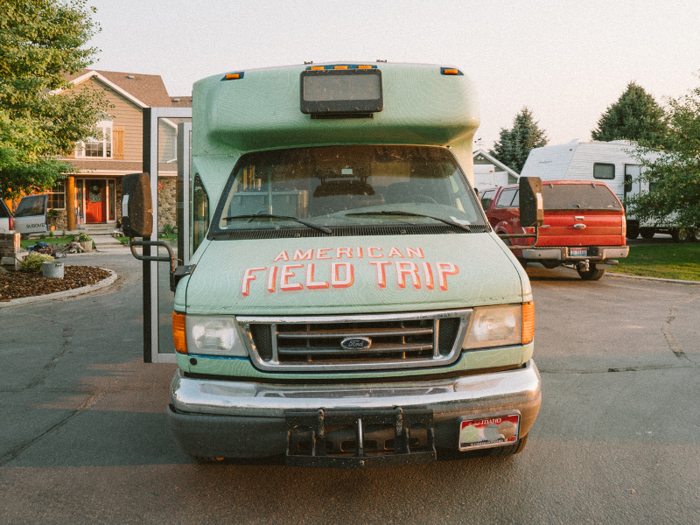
[520,139,696,241]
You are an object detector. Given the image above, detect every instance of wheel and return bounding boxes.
[541,261,559,269]
[640,229,655,240]
[578,264,605,281]
[672,228,690,243]
[692,228,700,242]
[190,456,225,463]
[626,223,639,240]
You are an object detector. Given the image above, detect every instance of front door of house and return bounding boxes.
[85,179,106,223]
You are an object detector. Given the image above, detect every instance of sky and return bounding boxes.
[86,0,700,150]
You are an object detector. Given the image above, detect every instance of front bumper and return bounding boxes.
[521,246,629,264]
[168,359,542,462]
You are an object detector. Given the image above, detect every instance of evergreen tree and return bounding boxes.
[490,107,548,173]
[591,82,667,144]
[0,0,109,201]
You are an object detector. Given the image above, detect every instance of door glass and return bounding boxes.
[192,174,209,255]
[157,116,192,355]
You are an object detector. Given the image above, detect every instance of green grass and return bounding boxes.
[20,236,75,249]
[609,243,700,281]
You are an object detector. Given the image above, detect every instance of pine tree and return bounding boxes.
[490,107,548,173]
[591,82,667,144]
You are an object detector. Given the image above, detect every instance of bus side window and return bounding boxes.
[192,174,209,254]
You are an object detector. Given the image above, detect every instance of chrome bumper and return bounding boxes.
[521,246,629,261]
[168,360,542,459]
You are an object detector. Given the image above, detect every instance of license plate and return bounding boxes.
[458,414,520,451]
[570,247,587,257]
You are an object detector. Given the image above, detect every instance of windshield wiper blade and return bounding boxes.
[345,211,470,231]
[223,214,332,234]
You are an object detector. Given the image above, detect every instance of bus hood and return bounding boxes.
[182,233,526,315]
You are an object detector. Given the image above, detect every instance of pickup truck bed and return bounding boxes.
[481,180,628,280]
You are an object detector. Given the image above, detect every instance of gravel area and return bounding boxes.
[0,266,111,301]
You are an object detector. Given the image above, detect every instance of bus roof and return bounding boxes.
[192,62,480,157]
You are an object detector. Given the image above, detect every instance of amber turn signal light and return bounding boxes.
[522,301,535,345]
[173,312,187,354]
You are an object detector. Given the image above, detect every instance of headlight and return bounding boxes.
[463,302,534,350]
[182,315,248,356]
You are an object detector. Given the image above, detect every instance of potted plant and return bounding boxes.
[78,232,93,252]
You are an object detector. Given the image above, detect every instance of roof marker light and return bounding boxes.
[357,65,372,69]
[309,66,325,70]
[441,68,461,75]
[222,72,244,81]
[333,66,349,69]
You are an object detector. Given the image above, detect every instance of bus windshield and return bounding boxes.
[212,145,485,237]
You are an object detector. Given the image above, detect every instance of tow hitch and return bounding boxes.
[286,407,436,468]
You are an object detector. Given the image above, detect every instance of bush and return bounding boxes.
[21,253,54,273]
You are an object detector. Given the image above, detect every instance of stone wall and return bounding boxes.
[157,177,177,233]
[0,233,20,271]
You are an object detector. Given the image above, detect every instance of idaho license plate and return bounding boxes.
[458,415,520,451]
[570,247,587,257]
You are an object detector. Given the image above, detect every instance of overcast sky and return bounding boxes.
[87,0,700,149]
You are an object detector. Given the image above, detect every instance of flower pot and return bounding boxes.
[42,261,64,279]
[80,241,93,252]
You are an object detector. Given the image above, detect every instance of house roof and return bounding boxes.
[171,96,193,108]
[472,149,520,179]
[63,70,173,108]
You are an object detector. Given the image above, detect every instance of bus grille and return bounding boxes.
[240,310,470,372]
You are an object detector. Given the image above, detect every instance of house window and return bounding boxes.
[47,180,66,209]
[76,120,113,158]
[593,163,615,180]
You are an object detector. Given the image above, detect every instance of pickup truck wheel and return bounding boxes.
[640,229,655,240]
[692,228,700,242]
[541,261,559,269]
[190,456,225,463]
[578,265,605,281]
[626,224,639,239]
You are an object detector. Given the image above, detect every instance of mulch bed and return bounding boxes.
[0,266,111,302]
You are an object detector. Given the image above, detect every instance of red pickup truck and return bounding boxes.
[481,180,629,280]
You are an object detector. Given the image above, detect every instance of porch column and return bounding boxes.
[66,175,76,231]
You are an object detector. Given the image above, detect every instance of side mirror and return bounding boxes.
[121,173,153,238]
[519,177,543,227]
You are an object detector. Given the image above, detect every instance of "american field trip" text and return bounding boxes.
[240,246,459,296]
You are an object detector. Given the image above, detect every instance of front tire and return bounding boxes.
[578,264,606,281]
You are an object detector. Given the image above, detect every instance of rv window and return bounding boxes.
[542,184,622,210]
[593,163,615,180]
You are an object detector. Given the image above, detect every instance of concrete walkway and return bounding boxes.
[91,234,129,254]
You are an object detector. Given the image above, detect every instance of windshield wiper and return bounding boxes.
[223,214,332,234]
[345,211,471,231]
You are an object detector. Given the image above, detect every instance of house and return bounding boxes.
[47,70,191,233]
[471,149,519,191]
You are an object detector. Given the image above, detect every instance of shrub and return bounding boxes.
[21,253,54,273]
[78,233,91,242]
[162,222,174,236]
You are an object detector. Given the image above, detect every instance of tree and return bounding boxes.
[626,77,700,229]
[0,0,109,202]
[591,82,667,144]
[490,107,548,173]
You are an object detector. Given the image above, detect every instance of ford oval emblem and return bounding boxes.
[340,337,372,350]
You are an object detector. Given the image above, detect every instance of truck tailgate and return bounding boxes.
[536,210,624,247]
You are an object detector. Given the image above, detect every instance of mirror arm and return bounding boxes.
[129,238,183,292]
[497,225,539,250]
